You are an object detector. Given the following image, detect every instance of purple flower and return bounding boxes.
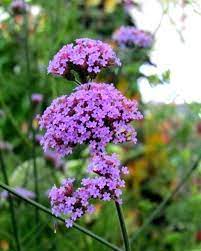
[86,153,127,202]
[10,0,28,14]
[122,166,129,175]
[0,187,35,199]
[49,178,92,225]
[49,153,129,227]
[65,219,73,228]
[39,82,142,157]
[122,0,137,12]
[113,26,153,48]
[47,38,121,80]
[45,39,143,228]
[31,93,43,105]
[15,187,35,198]
[102,193,110,201]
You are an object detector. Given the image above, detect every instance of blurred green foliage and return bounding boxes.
[0,0,201,251]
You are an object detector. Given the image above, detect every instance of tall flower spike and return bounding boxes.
[39,82,142,157]
[47,38,121,81]
[113,26,153,48]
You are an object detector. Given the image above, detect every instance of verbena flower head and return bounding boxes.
[49,178,95,227]
[47,38,121,80]
[11,0,28,14]
[113,26,153,48]
[39,82,142,157]
[49,153,129,227]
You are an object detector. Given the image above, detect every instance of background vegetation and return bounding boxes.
[0,0,201,250]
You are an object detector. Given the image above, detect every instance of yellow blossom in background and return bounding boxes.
[0,240,9,251]
[86,0,119,13]
[32,118,39,130]
[104,0,119,13]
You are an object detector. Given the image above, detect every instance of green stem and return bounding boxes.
[130,152,201,244]
[114,66,122,86]
[115,202,131,251]
[0,182,122,251]
[32,128,40,238]
[0,152,21,251]
[23,5,41,246]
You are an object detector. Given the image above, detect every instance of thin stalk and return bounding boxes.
[0,152,21,251]
[32,127,40,238]
[114,66,122,86]
[22,4,41,246]
[0,182,122,251]
[130,152,201,244]
[22,223,46,250]
[21,222,45,244]
[115,202,131,251]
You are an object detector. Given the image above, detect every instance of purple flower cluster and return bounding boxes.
[85,154,129,203]
[47,38,121,80]
[113,26,153,48]
[41,37,143,228]
[39,82,142,157]
[11,0,28,14]
[49,154,129,227]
